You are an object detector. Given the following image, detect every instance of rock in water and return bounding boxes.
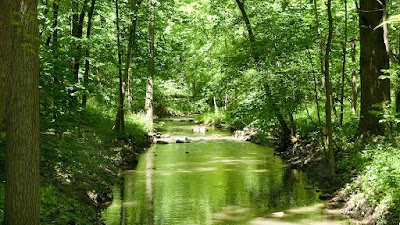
[192,126,208,133]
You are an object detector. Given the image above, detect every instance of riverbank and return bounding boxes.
[251,129,400,225]
[193,112,400,224]
[0,109,152,224]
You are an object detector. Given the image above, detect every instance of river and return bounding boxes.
[103,118,349,225]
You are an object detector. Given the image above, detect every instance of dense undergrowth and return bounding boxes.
[0,108,151,224]
[196,109,400,225]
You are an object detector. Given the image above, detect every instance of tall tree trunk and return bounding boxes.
[311,0,329,156]
[125,0,142,110]
[114,0,142,130]
[127,0,142,112]
[145,0,156,125]
[324,0,336,175]
[350,38,358,115]
[114,0,125,132]
[45,0,59,46]
[235,0,291,140]
[1,0,41,223]
[82,0,96,107]
[380,0,400,116]
[71,0,89,106]
[307,48,326,155]
[51,0,60,120]
[358,0,390,134]
[0,0,10,130]
[339,0,348,127]
[313,0,325,77]
[235,0,258,62]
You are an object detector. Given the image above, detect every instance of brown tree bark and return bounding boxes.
[324,0,336,175]
[145,0,156,125]
[0,0,41,224]
[358,0,390,134]
[0,0,14,130]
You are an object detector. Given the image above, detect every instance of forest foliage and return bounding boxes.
[2,0,400,224]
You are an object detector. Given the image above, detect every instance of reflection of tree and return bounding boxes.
[267,168,318,212]
[146,149,155,225]
[112,141,320,224]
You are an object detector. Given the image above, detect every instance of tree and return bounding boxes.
[114,0,125,131]
[71,0,89,106]
[234,0,291,143]
[339,0,348,127]
[82,0,97,107]
[0,0,41,223]
[324,0,336,174]
[145,0,156,125]
[114,0,142,131]
[358,0,390,134]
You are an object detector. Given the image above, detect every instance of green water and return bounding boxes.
[104,119,348,225]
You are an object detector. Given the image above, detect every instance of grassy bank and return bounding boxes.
[0,108,151,224]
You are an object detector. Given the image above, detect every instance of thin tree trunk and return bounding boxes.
[235,0,258,62]
[124,0,142,112]
[224,94,228,111]
[145,0,156,125]
[114,0,124,131]
[350,38,357,115]
[235,0,291,139]
[313,0,325,77]
[339,0,348,127]
[381,0,400,116]
[71,0,89,106]
[82,0,96,107]
[40,0,49,36]
[382,0,397,62]
[213,96,219,113]
[311,0,328,156]
[50,0,60,120]
[1,0,41,223]
[45,0,59,46]
[306,48,326,155]
[324,0,336,175]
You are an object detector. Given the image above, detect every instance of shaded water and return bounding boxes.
[104,118,348,225]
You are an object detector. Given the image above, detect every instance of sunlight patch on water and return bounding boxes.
[212,206,252,223]
[249,203,348,225]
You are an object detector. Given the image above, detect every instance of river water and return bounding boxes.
[103,118,349,225]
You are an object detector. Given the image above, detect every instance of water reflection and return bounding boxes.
[103,120,348,225]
